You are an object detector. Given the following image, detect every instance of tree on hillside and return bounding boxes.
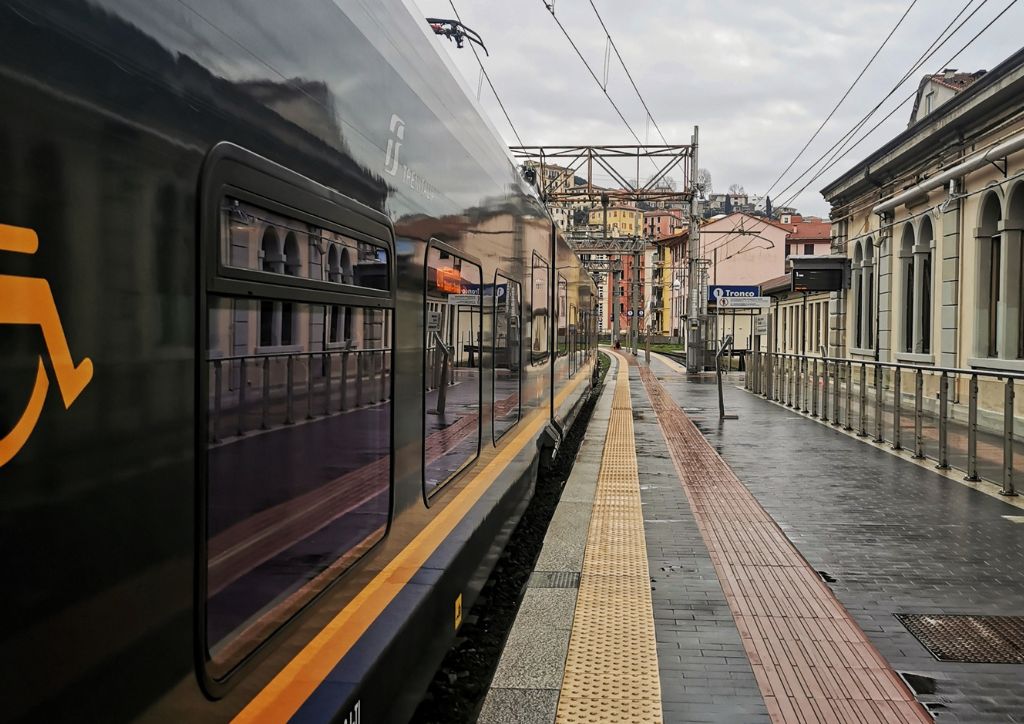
[696,168,712,198]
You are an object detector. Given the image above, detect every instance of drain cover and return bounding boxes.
[529,571,581,589]
[895,614,1024,663]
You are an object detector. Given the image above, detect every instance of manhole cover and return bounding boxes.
[529,571,581,589]
[895,614,1024,663]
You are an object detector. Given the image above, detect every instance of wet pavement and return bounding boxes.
[650,356,1024,723]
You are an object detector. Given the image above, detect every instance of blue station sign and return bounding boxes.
[708,284,760,303]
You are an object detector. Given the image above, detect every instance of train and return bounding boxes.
[0,0,598,721]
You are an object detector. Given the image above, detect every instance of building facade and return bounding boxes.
[821,48,1024,372]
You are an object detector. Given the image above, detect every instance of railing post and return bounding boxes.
[340,349,349,411]
[892,368,902,450]
[211,359,222,443]
[873,364,884,443]
[261,356,270,429]
[831,360,839,428]
[782,357,789,406]
[356,350,364,408]
[858,362,867,436]
[844,360,853,431]
[913,368,924,459]
[937,371,949,469]
[307,354,316,420]
[811,358,819,417]
[285,354,295,425]
[801,358,810,413]
[1003,377,1017,496]
[821,358,829,420]
[324,353,332,415]
[966,373,979,481]
[237,357,247,437]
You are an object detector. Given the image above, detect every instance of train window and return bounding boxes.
[531,253,550,364]
[425,243,482,495]
[557,275,568,358]
[493,274,522,441]
[221,198,389,291]
[199,144,395,687]
[205,297,391,678]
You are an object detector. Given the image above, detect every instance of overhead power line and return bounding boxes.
[775,0,1019,211]
[701,0,1021,262]
[764,0,920,199]
[585,0,669,145]
[768,0,1001,211]
[447,0,525,147]
[540,1,643,147]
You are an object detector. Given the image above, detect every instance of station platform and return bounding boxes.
[478,349,1024,724]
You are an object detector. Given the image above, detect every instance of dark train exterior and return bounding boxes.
[0,0,597,721]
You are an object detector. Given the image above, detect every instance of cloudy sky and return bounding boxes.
[420,0,1023,216]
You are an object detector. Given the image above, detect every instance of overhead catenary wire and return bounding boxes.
[700,0,1021,265]
[700,0,1021,267]
[774,0,1020,213]
[447,0,525,147]
[771,0,995,207]
[764,0,920,199]
[539,0,661,176]
[585,0,669,146]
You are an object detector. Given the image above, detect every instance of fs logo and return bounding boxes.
[384,113,404,176]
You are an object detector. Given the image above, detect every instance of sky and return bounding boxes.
[419,0,1023,217]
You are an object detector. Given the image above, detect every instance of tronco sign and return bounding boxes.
[708,285,760,303]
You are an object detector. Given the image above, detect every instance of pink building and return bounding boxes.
[702,213,790,287]
[780,214,832,258]
[605,253,646,332]
[644,209,683,239]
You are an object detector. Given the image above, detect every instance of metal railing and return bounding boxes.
[208,347,391,443]
[745,350,1024,496]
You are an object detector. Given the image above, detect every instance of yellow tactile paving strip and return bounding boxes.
[556,353,663,724]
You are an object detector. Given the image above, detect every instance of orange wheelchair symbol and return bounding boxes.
[1,223,93,467]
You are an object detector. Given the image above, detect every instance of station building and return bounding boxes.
[815,48,1024,420]
[821,52,1024,360]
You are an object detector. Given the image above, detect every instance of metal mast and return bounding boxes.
[686,126,703,373]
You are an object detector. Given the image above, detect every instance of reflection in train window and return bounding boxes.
[557,275,568,358]
[424,245,482,495]
[220,197,390,291]
[569,303,578,377]
[493,274,522,441]
[205,297,392,678]
[531,253,550,364]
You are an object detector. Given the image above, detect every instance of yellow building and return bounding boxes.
[588,205,642,237]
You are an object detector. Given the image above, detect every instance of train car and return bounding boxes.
[0,0,597,721]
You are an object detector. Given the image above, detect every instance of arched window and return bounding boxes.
[1010,184,1024,359]
[281,233,301,345]
[918,217,934,354]
[978,192,1003,358]
[863,238,874,349]
[341,247,354,285]
[852,242,863,348]
[899,224,915,353]
[259,227,281,347]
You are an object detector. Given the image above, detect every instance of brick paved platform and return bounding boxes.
[650,353,1024,723]
[480,351,1024,723]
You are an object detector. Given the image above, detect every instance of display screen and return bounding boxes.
[792,268,844,292]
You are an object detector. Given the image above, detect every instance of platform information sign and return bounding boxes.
[708,285,760,303]
[716,296,770,309]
